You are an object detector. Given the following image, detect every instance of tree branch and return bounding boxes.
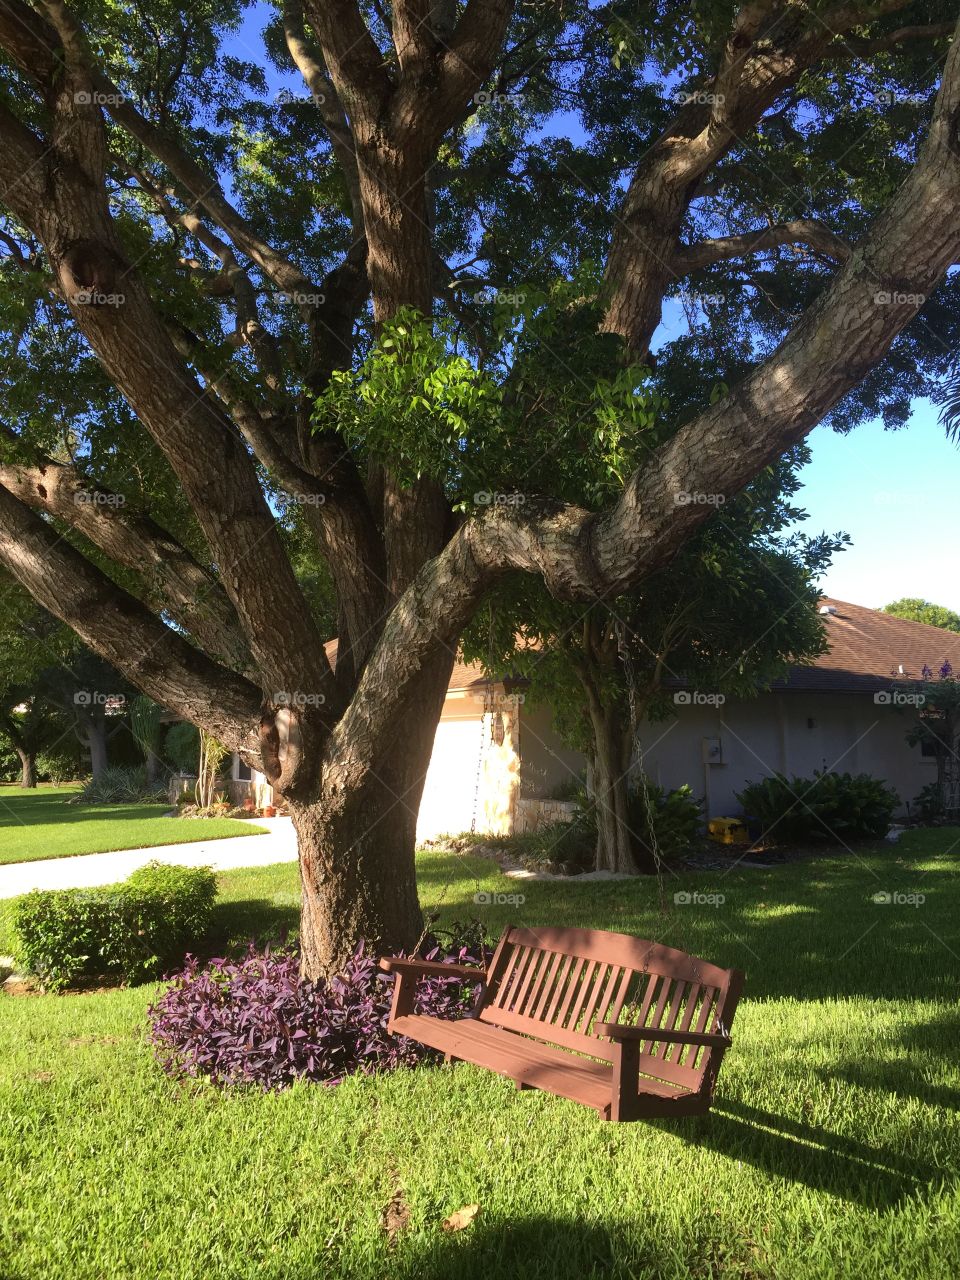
[0,76,337,706]
[600,0,934,355]
[831,21,955,58]
[0,432,251,673]
[673,218,852,272]
[282,0,364,226]
[0,482,262,753]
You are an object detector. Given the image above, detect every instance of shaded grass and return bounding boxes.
[0,785,266,865]
[1,830,959,1278]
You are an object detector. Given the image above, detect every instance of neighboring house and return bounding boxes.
[640,598,960,818]
[229,598,960,835]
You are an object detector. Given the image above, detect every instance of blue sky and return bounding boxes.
[789,405,958,612]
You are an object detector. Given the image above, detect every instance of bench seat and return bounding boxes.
[392,1013,616,1112]
[382,926,744,1122]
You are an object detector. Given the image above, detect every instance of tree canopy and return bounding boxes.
[883,597,960,631]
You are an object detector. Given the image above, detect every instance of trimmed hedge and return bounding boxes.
[737,769,899,843]
[14,861,217,991]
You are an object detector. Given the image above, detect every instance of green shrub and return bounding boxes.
[36,746,82,785]
[737,769,898,842]
[13,862,217,991]
[627,779,703,863]
[73,765,168,805]
[532,810,597,871]
[163,722,200,774]
[910,781,945,823]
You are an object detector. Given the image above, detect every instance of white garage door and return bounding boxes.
[417,715,483,841]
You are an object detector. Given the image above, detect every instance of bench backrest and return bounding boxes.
[478,925,743,1094]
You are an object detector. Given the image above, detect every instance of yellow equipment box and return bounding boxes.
[708,817,750,846]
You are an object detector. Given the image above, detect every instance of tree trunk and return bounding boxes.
[290,652,454,979]
[16,747,36,788]
[589,705,650,875]
[144,749,161,787]
[85,713,109,780]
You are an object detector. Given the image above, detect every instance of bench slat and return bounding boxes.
[566,958,600,1032]
[512,946,547,1016]
[480,1001,617,1061]
[555,955,587,1027]
[530,949,565,1022]
[544,952,576,1025]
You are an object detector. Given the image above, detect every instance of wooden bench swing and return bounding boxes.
[380,925,744,1122]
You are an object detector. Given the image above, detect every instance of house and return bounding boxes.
[639,598,960,818]
[229,599,960,835]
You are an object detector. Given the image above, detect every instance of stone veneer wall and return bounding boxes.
[514,798,580,835]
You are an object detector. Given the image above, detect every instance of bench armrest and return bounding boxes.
[595,1022,731,1048]
[379,957,486,980]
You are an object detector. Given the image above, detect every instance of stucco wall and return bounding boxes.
[517,702,585,798]
[636,692,934,818]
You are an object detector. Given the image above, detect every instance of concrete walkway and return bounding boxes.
[0,816,298,899]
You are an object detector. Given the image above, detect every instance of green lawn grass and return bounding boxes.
[0,784,267,865]
[1,831,959,1279]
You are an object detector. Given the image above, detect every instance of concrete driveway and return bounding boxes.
[0,816,298,899]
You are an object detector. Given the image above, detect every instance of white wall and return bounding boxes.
[636,692,934,818]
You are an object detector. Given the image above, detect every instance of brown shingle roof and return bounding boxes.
[325,597,959,699]
[323,638,487,693]
[776,598,960,693]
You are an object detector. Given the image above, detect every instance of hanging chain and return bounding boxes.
[615,617,666,912]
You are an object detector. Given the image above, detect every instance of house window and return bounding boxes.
[237,759,252,781]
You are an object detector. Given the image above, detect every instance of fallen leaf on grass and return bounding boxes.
[442,1204,480,1234]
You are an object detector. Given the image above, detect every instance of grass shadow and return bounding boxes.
[682,1098,936,1208]
[822,1006,960,1111]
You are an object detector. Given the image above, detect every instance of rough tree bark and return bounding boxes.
[0,0,958,977]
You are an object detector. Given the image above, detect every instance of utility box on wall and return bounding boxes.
[701,736,723,765]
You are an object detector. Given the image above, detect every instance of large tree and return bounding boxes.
[0,1,959,976]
